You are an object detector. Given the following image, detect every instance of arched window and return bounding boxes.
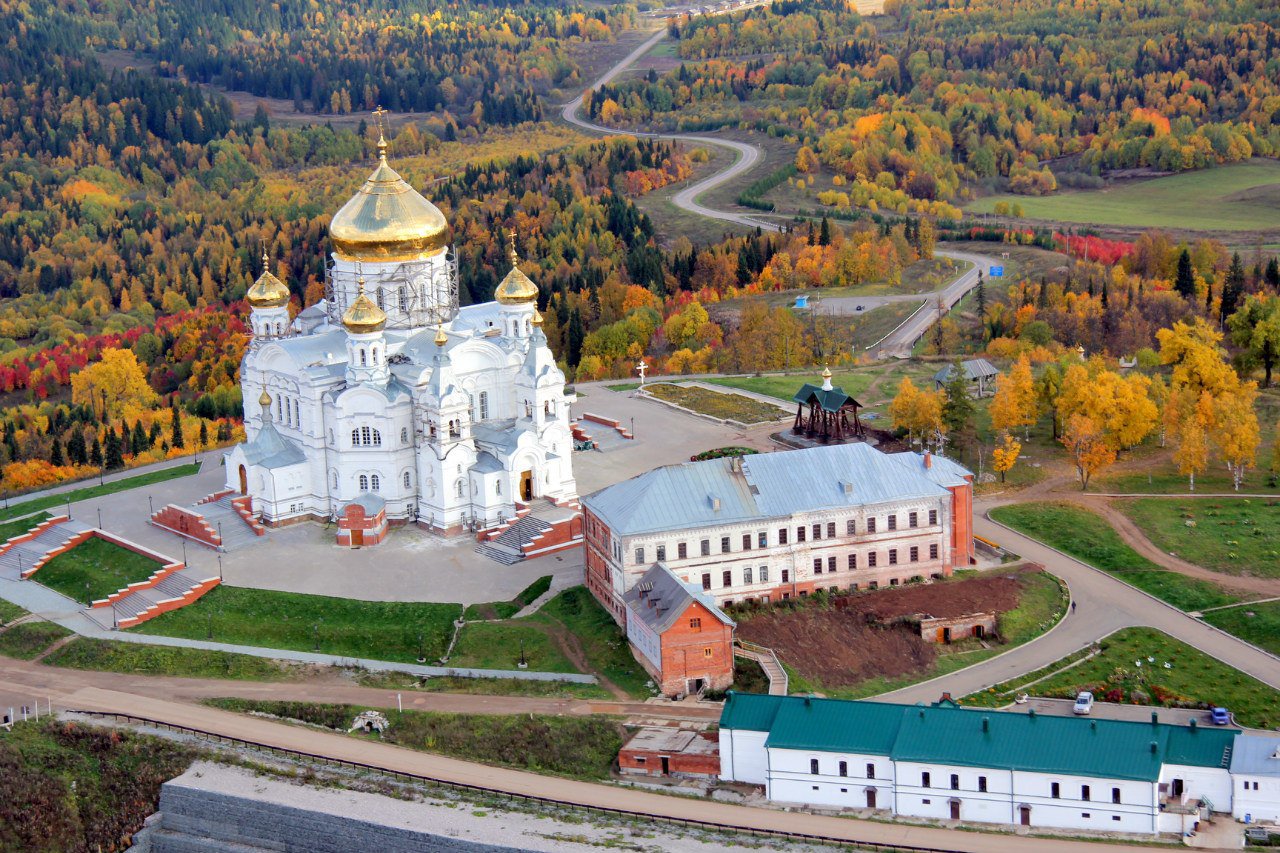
[359,474,369,491]
[496,480,502,496]
[275,322,282,336]
[370,429,381,446]
[398,287,408,312]
[525,319,531,334]
[455,480,464,498]
[361,426,371,445]
[479,391,489,421]
[370,474,381,492]
[331,470,338,488]
[276,396,283,421]
[372,348,379,364]
[352,429,361,446]
[375,287,385,310]
[467,394,475,419]
[403,471,411,489]
[401,427,408,444]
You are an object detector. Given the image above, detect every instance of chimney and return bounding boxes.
[1151,711,1159,725]
[924,451,933,469]
[1189,718,1197,731]
[843,482,854,496]
[940,692,952,702]
[1028,708,1036,719]
[710,495,721,512]
[1150,741,1158,754]
[981,717,990,733]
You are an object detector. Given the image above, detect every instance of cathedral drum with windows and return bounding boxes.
[224,132,577,540]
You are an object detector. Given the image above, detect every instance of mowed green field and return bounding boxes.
[967,159,1280,231]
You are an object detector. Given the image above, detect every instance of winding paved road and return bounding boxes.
[560,29,999,358]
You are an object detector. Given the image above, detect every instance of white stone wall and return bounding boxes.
[1234,775,1280,823]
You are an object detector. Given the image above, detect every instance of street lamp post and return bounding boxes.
[217,554,223,581]
[96,507,102,530]
[181,538,188,567]
[148,495,153,515]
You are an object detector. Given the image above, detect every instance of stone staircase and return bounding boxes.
[0,516,95,580]
[474,515,552,565]
[150,492,265,552]
[735,640,789,696]
[80,564,220,630]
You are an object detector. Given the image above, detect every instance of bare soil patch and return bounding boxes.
[736,571,1030,687]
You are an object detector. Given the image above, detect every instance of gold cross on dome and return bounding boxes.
[372,106,388,135]
[507,229,519,262]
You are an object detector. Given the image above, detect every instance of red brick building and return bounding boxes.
[335,494,389,547]
[582,443,974,621]
[624,563,735,697]
[619,726,721,778]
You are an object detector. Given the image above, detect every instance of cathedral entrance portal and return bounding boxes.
[238,465,248,495]
[520,470,533,502]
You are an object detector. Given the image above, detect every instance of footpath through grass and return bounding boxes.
[462,575,551,621]
[530,586,654,698]
[133,585,462,665]
[1202,601,1280,657]
[0,463,200,524]
[207,698,624,780]
[990,502,1241,612]
[0,621,72,659]
[961,627,1280,729]
[1119,498,1280,579]
[36,537,165,604]
[708,370,875,403]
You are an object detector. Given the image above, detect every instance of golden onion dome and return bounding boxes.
[532,308,544,326]
[434,324,448,347]
[822,366,833,380]
[342,279,387,334]
[329,137,450,262]
[495,231,539,305]
[259,388,272,407]
[247,253,291,309]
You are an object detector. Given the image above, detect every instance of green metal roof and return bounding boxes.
[720,691,787,732]
[764,697,904,755]
[792,383,860,412]
[1165,725,1235,769]
[721,693,1236,782]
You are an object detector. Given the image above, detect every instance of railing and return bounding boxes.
[67,708,956,852]
[734,640,789,695]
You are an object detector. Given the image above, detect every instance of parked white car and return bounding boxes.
[1073,691,1094,715]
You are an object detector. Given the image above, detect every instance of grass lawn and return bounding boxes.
[990,502,1242,612]
[966,159,1280,231]
[133,585,461,665]
[0,513,51,544]
[0,463,200,524]
[789,569,1067,701]
[448,621,578,673]
[44,637,313,680]
[462,575,552,621]
[529,586,654,698]
[708,369,875,403]
[961,627,1280,729]
[1118,498,1280,578]
[206,698,624,780]
[0,621,73,659]
[354,669,613,700]
[35,537,165,604]
[0,599,26,625]
[847,300,925,351]
[1202,601,1280,657]
[1094,467,1280,495]
[644,382,788,424]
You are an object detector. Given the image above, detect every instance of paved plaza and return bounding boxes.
[27,384,782,605]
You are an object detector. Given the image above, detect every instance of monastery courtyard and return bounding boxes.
[56,384,784,604]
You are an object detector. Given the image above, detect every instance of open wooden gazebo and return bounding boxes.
[791,368,864,443]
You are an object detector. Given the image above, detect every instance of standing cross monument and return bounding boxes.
[636,359,649,388]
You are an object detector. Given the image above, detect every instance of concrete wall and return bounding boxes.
[1234,775,1280,823]
[719,728,769,785]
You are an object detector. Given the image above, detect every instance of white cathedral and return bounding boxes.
[225,134,577,537]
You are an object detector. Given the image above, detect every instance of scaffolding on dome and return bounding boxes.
[324,252,460,331]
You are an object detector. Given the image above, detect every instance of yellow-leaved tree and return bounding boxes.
[70,347,158,420]
[991,432,1021,483]
[989,354,1037,438]
[1173,398,1211,492]
[889,377,944,449]
[1061,413,1115,490]
[1211,385,1260,491]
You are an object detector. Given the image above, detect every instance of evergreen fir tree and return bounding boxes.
[818,216,831,247]
[67,429,87,465]
[148,421,162,448]
[49,438,64,467]
[942,362,976,446]
[567,308,585,367]
[1101,276,1109,309]
[90,437,103,467]
[976,273,986,316]
[1221,252,1245,322]
[171,402,185,450]
[104,429,124,470]
[131,421,146,455]
[199,421,209,447]
[1174,249,1195,300]
[1266,258,1280,290]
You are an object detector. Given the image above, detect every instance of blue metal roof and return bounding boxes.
[582,444,963,537]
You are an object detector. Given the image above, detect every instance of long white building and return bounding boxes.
[581,442,974,625]
[225,134,576,537]
[719,692,1268,837]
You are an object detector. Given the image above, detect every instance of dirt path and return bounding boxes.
[544,622,631,701]
[0,654,715,722]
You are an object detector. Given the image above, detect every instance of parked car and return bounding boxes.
[1211,707,1231,725]
[1073,691,1094,715]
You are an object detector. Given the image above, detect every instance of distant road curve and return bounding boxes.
[560,27,999,348]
